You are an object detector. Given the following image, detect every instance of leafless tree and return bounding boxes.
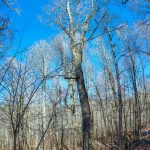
[42,1,110,149]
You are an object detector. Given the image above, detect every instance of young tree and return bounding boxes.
[0,56,51,150]
[106,29,124,150]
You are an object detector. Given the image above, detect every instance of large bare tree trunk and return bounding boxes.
[13,130,17,150]
[76,63,92,150]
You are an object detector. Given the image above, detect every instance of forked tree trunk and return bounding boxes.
[54,0,95,148]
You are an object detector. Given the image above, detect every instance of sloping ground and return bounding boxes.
[128,125,150,150]
[129,139,150,150]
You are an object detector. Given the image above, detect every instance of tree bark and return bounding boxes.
[13,130,17,150]
[107,31,124,150]
[76,63,93,150]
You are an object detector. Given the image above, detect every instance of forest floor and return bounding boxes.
[129,130,150,150]
[129,139,150,150]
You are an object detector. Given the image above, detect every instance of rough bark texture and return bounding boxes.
[54,0,95,148]
[69,34,93,149]
[13,130,17,150]
[76,63,92,150]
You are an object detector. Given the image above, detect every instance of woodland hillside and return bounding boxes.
[0,0,150,150]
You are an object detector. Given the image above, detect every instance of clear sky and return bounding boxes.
[8,0,57,49]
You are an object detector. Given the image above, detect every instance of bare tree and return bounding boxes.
[42,1,105,149]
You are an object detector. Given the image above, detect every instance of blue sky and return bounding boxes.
[7,0,139,72]
[1,0,150,98]
[8,0,57,49]
[6,0,136,50]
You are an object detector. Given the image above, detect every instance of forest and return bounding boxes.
[0,0,150,150]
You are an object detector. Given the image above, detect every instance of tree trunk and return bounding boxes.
[129,53,141,140]
[107,32,124,150]
[76,63,93,150]
[13,131,17,150]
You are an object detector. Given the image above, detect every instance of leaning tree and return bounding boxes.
[42,0,108,149]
